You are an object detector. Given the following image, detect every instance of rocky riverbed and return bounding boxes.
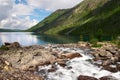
[0,42,120,80]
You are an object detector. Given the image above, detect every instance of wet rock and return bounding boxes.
[102,60,112,66]
[4,42,21,49]
[66,66,72,69]
[111,56,118,64]
[116,62,120,71]
[103,65,118,72]
[99,76,118,80]
[38,69,47,77]
[56,59,68,67]
[4,42,11,45]
[0,50,4,55]
[48,68,57,72]
[61,52,82,59]
[78,75,98,80]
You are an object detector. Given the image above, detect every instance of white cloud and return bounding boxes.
[0,0,83,30]
[1,16,38,30]
[27,0,83,11]
[0,0,13,21]
[12,4,33,16]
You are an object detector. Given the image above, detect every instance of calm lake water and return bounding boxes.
[0,32,80,46]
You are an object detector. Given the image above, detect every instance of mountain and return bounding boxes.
[27,0,120,37]
[0,29,22,32]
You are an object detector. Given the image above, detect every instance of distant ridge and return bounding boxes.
[27,0,120,37]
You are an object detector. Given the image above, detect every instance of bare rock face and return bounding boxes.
[78,75,98,80]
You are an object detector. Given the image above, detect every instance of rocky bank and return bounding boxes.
[0,42,120,80]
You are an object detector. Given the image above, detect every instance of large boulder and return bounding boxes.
[99,76,118,80]
[61,52,82,59]
[78,75,98,80]
[4,42,21,49]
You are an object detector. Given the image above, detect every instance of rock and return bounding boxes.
[78,75,98,80]
[51,52,59,57]
[78,42,91,48]
[106,47,118,55]
[56,59,68,67]
[99,76,118,80]
[102,60,112,66]
[0,57,44,80]
[4,42,11,45]
[98,50,108,57]
[116,62,120,71]
[106,51,113,58]
[48,68,57,72]
[0,50,4,55]
[103,65,118,72]
[111,56,118,64]
[66,66,72,69]
[115,51,120,58]
[4,42,21,49]
[38,69,47,77]
[61,52,82,59]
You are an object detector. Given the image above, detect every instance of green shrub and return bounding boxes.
[0,45,9,50]
[117,41,120,48]
[91,44,103,47]
[90,38,103,47]
[90,38,98,45]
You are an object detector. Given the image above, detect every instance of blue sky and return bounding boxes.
[15,0,52,21]
[0,0,83,29]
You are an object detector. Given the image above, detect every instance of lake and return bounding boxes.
[0,32,80,46]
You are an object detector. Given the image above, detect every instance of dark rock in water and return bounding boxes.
[48,68,57,72]
[103,65,118,72]
[4,42,21,49]
[66,66,72,69]
[78,75,98,80]
[99,76,118,80]
[4,42,11,45]
[116,62,120,71]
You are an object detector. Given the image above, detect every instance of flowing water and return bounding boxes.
[37,47,120,80]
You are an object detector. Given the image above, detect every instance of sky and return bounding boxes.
[0,0,83,30]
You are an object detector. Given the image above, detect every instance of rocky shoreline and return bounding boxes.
[0,42,120,80]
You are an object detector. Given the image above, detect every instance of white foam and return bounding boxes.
[38,47,120,80]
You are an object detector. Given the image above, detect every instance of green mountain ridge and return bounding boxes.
[27,0,120,37]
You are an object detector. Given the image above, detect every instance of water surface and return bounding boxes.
[0,32,80,46]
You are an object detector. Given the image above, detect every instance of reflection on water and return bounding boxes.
[0,32,80,46]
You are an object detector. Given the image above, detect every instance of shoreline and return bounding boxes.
[0,42,120,80]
